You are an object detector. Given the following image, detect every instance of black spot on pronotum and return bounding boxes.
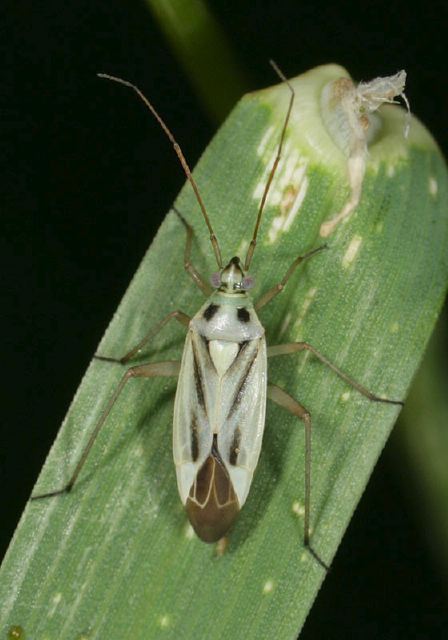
[203,303,219,321]
[237,307,250,323]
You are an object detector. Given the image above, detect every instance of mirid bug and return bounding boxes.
[33,63,403,564]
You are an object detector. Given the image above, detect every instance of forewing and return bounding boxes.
[218,336,267,507]
[173,331,218,503]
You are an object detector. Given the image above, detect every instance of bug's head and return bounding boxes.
[211,257,254,294]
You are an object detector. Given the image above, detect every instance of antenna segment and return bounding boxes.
[97,73,223,268]
[244,61,295,271]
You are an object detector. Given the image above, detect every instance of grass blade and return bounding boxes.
[1,64,447,639]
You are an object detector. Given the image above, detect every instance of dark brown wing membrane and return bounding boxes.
[186,436,240,543]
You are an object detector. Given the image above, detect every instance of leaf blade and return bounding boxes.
[1,64,447,640]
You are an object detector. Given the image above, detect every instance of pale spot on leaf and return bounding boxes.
[159,615,170,629]
[253,133,310,244]
[294,287,318,330]
[134,443,145,458]
[292,501,305,517]
[429,176,438,196]
[387,164,396,178]
[257,125,275,156]
[279,312,292,338]
[266,162,309,244]
[342,235,363,268]
[263,580,274,594]
[48,592,63,618]
[390,321,400,333]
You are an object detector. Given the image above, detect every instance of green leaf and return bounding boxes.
[1,65,447,639]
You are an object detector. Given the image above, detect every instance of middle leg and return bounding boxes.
[255,245,327,311]
[96,309,191,364]
[268,342,404,405]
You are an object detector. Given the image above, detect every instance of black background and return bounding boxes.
[2,1,447,637]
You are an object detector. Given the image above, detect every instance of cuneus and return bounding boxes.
[33,63,403,567]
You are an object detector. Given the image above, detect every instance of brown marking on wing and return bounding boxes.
[227,341,259,419]
[186,435,240,543]
[191,340,206,409]
[191,414,199,462]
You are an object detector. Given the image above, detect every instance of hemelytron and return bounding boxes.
[33,63,403,562]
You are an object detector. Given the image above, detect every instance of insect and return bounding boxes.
[33,63,403,564]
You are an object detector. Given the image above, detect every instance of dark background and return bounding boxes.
[2,1,447,637]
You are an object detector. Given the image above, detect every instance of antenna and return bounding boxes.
[244,60,295,271]
[97,73,223,268]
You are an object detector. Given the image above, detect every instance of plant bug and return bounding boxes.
[32,62,403,566]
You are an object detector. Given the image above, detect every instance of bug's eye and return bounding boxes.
[242,275,255,290]
[210,272,221,288]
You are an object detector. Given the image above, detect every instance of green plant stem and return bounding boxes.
[394,304,448,585]
[145,0,248,122]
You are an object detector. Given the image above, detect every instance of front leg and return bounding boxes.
[96,310,191,364]
[255,246,327,311]
[173,207,214,296]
